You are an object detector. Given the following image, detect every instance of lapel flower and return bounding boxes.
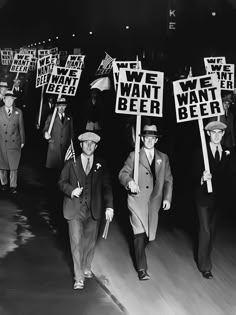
[94,163,102,172]
[67,117,70,120]
[225,150,230,156]
[15,111,19,114]
[156,159,162,165]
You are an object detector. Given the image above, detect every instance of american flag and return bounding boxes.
[64,139,76,162]
[102,52,114,68]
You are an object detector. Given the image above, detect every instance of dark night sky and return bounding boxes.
[0,0,236,58]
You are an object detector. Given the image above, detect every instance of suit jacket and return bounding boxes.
[192,143,231,207]
[43,113,73,169]
[119,147,173,241]
[58,155,113,220]
[0,106,25,170]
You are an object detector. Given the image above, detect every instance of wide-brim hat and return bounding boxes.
[56,97,67,106]
[78,132,101,143]
[205,121,227,131]
[4,91,16,99]
[0,81,8,88]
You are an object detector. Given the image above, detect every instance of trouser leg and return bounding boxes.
[82,217,99,272]
[68,219,84,281]
[0,170,8,185]
[197,205,216,272]
[134,232,148,271]
[10,170,17,188]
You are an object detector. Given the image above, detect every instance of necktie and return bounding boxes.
[61,114,65,124]
[215,146,220,164]
[7,109,11,117]
[148,151,153,165]
[85,158,91,175]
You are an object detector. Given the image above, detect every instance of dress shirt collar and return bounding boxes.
[210,142,222,158]
[81,153,94,171]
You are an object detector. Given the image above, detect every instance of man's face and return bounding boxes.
[142,136,158,150]
[223,100,230,111]
[57,104,66,114]
[208,129,224,145]
[80,140,97,156]
[0,87,8,95]
[4,96,14,107]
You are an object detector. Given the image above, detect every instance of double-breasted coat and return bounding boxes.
[119,147,173,241]
[0,106,25,170]
[58,155,113,220]
[43,113,73,169]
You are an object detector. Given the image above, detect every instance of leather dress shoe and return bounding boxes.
[138,269,150,281]
[74,279,84,289]
[1,184,7,191]
[84,270,93,278]
[10,187,17,194]
[202,271,213,279]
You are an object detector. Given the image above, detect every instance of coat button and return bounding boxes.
[5,140,7,142]
[146,186,149,189]
[146,172,148,175]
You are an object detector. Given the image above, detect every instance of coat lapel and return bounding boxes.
[140,148,151,172]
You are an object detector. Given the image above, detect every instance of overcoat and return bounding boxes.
[43,113,73,169]
[119,147,173,241]
[0,106,25,170]
[58,155,113,220]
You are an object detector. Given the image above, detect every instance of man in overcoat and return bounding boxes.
[58,131,114,289]
[119,124,173,280]
[43,97,73,172]
[193,121,231,279]
[0,91,25,193]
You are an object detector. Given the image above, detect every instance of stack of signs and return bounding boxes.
[36,55,53,88]
[38,49,50,59]
[0,49,13,65]
[46,66,81,96]
[115,68,164,117]
[65,55,85,69]
[204,57,234,91]
[10,53,32,73]
[113,60,142,91]
[173,74,224,123]
[29,57,38,71]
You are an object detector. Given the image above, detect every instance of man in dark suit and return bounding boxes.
[119,124,173,281]
[43,97,73,173]
[0,91,25,194]
[58,131,114,290]
[193,121,231,279]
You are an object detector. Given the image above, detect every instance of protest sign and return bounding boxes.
[46,66,81,96]
[115,68,164,117]
[204,56,226,68]
[38,49,50,59]
[50,47,58,55]
[173,74,224,123]
[29,57,37,71]
[10,53,32,73]
[113,60,142,90]
[205,62,234,91]
[36,55,52,88]
[65,55,85,69]
[1,49,13,65]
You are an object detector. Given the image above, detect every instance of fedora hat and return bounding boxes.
[4,91,16,99]
[140,125,162,138]
[0,81,8,88]
[56,97,67,106]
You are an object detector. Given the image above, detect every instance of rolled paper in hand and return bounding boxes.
[102,219,110,239]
